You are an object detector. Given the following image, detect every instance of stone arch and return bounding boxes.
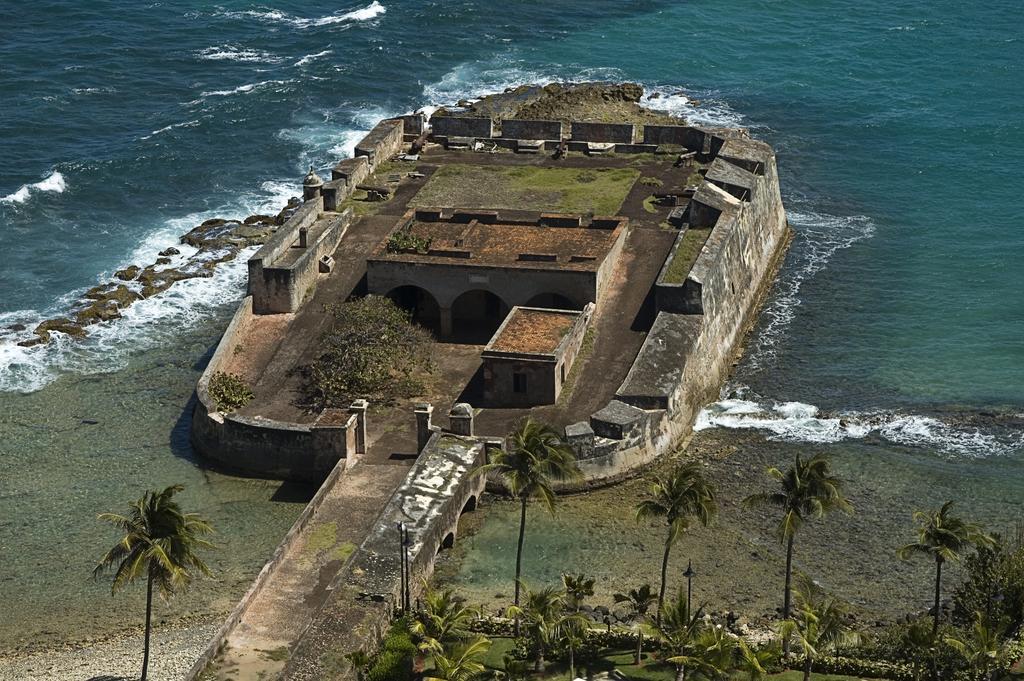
[461,495,477,514]
[524,292,582,311]
[386,285,441,335]
[440,532,455,551]
[451,289,509,343]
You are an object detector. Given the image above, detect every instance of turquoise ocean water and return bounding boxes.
[0,0,1021,650]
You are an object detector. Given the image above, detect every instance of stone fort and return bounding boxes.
[185,83,789,681]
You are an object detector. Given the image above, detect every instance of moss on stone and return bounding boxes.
[662,227,713,284]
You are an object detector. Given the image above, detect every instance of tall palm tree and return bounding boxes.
[561,572,595,613]
[476,418,581,633]
[652,590,706,681]
[898,500,995,634]
[94,485,214,681]
[424,635,492,681]
[779,577,861,681]
[613,584,658,664]
[635,461,717,623]
[743,453,852,646]
[410,585,476,654]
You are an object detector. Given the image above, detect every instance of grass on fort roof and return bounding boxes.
[410,164,639,215]
[661,226,713,284]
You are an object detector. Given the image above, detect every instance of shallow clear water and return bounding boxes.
[1,0,1021,649]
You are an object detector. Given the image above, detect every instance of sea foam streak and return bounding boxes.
[695,394,1023,458]
[217,2,385,29]
[1,171,67,205]
[196,45,282,64]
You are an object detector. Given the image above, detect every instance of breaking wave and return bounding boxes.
[1,171,67,205]
[198,79,292,99]
[216,1,385,29]
[295,50,332,67]
[695,393,1023,458]
[195,45,282,64]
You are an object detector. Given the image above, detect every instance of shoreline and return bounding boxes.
[0,614,222,681]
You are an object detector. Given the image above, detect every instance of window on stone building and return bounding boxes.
[513,372,527,393]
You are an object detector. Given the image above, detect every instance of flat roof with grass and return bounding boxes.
[486,307,580,355]
[409,164,639,214]
[661,226,713,284]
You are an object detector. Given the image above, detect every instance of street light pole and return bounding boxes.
[683,560,695,619]
[397,522,406,614]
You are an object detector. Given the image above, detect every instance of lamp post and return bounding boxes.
[397,522,406,614]
[683,560,695,618]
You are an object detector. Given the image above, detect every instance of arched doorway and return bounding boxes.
[386,285,441,335]
[451,289,509,343]
[524,292,582,310]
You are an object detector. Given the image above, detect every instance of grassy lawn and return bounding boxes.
[410,164,639,214]
[661,227,713,284]
[474,638,878,681]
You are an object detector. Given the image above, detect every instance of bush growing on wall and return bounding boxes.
[366,618,416,681]
[302,295,434,409]
[208,371,254,412]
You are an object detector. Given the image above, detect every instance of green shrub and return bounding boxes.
[302,295,433,409]
[640,176,664,187]
[366,619,416,681]
[386,227,432,254]
[208,372,254,412]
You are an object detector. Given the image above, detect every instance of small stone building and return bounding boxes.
[480,305,593,407]
[366,208,626,341]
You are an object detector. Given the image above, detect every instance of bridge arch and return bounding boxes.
[386,285,441,335]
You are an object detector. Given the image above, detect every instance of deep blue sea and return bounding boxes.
[0,0,1021,651]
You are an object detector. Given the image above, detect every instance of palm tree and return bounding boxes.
[743,453,852,646]
[895,618,939,681]
[944,612,1009,681]
[410,584,476,654]
[779,577,860,681]
[506,584,580,673]
[898,501,995,634]
[476,418,581,633]
[635,461,717,623]
[557,611,592,681]
[561,572,595,613]
[424,635,492,681]
[613,584,658,664]
[736,639,779,680]
[94,485,214,681]
[667,625,737,681]
[652,590,706,681]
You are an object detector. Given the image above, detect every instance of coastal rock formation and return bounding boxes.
[16,202,297,347]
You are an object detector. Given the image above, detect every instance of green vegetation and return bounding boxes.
[208,371,254,412]
[475,418,583,634]
[643,195,661,214]
[94,485,215,681]
[661,227,712,284]
[744,454,853,653]
[410,164,639,214]
[366,618,416,681]
[640,176,664,187]
[302,295,434,409]
[387,225,433,253]
[635,461,717,622]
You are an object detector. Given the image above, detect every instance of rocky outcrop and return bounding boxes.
[434,82,684,126]
[16,200,298,347]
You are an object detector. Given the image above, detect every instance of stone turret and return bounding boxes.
[302,166,324,202]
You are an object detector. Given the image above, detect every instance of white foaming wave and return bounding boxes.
[744,209,876,371]
[640,89,745,128]
[141,119,201,140]
[0,250,255,394]
[695,395,1022,458]
[198,79,291,99]
[196,45,282,64]
[295,50,332,67]
[217,2,385,29]
[1,171,67,205]
[0,178,302,394]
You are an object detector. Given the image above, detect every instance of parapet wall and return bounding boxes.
[190,296,366,481]
[561,136,789,487]
[355,118,404,168]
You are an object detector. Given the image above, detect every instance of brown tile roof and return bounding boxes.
[489,308,579,355]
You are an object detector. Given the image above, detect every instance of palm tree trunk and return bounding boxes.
[141,570,154,681]
[569,642,575,680]
[932,557,943,635]
[802,656,812,681]
[783,533,795,657]
[674,664,686,681]
[635,629,643,665]
[514,496,528,637]
[657,533,673,626]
